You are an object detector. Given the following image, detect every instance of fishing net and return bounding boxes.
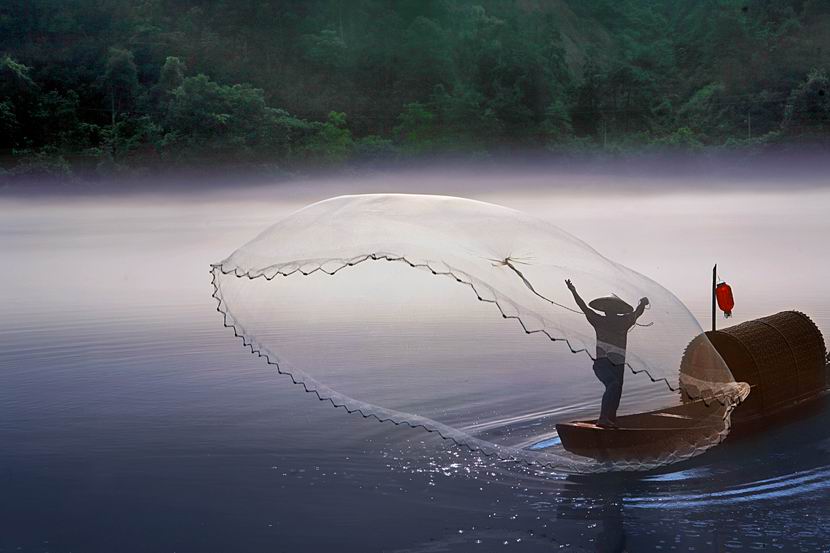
[211,194,749,472]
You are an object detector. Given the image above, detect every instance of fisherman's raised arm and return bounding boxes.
[565,279,599,319]
[632,297,649,321]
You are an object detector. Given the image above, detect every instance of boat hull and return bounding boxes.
[553,401,728,462]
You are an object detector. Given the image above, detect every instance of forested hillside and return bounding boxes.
[1,0,828,180]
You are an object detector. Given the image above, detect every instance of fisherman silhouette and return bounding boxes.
[566,279,649,429]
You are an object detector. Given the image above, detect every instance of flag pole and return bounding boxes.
[712,264,717,332]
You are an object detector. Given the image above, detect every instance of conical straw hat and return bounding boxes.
[589,295,633,314]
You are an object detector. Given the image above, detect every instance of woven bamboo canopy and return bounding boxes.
[682,311,827,423]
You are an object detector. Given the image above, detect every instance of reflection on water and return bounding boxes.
[1,176,829,551]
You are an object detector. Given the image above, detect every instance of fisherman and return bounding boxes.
[566,279,649,429]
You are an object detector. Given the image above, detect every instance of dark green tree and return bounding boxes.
[782,69,830,138]
[158,56,186,93]
[103,48,139,125]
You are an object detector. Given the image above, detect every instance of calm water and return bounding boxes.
[2,173,830,552]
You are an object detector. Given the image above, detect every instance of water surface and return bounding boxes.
[2,174,829,552]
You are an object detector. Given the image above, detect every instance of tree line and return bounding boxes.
[0,0,828,181]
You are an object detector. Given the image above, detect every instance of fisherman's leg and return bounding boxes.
[593,359,616,425]
[606,366,625,423]
[599,383,615,425]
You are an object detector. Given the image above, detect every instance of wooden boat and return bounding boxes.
[554,400,727,462]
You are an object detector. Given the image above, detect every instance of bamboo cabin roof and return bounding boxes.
[682,311,827,423]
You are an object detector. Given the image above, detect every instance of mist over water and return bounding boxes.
[2,169,830,551]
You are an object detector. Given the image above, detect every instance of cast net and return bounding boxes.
[211,194,748,472]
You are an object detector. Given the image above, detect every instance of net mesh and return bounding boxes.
[211,194,749,472]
